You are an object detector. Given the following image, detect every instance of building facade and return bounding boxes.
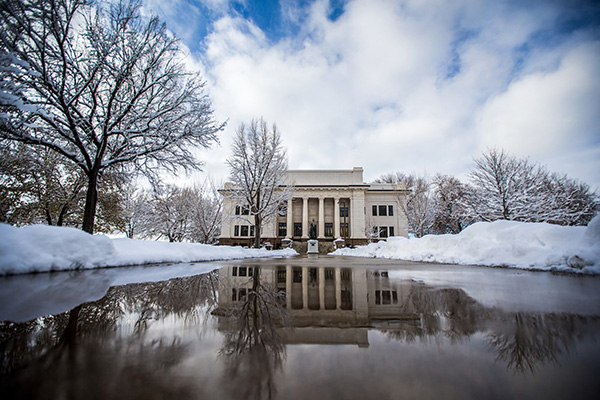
[218,167,410,249]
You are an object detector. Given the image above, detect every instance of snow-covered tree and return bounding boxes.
[137,185,196,242]
[468,148,598,225]
[0,0,223,233]
[375,172,435,238]
[189,179,222,244]
[225,118,292,248]
[431,174,473,234]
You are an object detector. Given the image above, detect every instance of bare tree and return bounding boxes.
[189,179,222,244]
[138,185,196,242]
[0,0,223,233]
[225,118,292,248]
[431,174,473,234]
[468,148,598,225]
[375,172,434,237]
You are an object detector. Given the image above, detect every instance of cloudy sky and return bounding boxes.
[141,0,600,188]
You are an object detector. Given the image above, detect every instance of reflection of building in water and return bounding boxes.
[217,265,418,347]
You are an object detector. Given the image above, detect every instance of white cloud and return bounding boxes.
[477,41,600,186]
[155,0,600,190]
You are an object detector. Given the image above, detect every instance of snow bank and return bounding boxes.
[0,224,297,275]
[332,216,600,274]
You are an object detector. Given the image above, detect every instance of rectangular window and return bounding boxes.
[325,268,334,280]
[389,226,394,237]
[241,206,249,215]
[293,268,302,283]
[375,290,381,305]
[294,222,302,237]
[340,223,349,237]
[232,266,238,276]
[324,223,333,237]
[277,267,286,283]
[235,206,241,215]
[388,205,394,216]
[340,207,348,217]
[278,203,287,216]
[240,226,249,236]
[341,268,351,281]
[382,290,391,305]
[372,205,377,216]
[278,222,287,237]
[232,288,237,301]
[239,267,247,277]
[238,288,247,301]
[249,225,255,237]
[392,290,398,304]
[234,225,240,236]
[378,205,387,216]
[380,226,388,238]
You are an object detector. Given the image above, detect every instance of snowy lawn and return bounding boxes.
[0,224,297,275]
[332,216,600,274]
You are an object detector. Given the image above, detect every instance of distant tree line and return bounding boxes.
[376,148,599,237]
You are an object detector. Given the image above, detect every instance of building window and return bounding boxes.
[277,267,286,283]
[375,290,398,305]
[235,206,240,215]
[388,205,394,216]
[278,222,287,237]
[325,268,334,280]
[293,268,302,283]
[240,225,249,236]
[340,206,348,217]
[341,269,351,281]
[250,226,255,237]
[239,267,247,277]
[340,223,349,237]
[294,222,302,237]
[238,288,247,301]
[378,205,387,216]
[232,288,237,301]
[372,205,377,216]
[324,223,333,237]
[380,226,388,238]
[234,225,240,236]
[232,267,238,276]
[389,226,395,236]
[278,203,287,216]
[235,205,249,215]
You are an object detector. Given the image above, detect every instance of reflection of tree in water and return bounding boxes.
[218,267,289,400]
[0,271,220,398]
[380,282,600,375]
[488,313,599,375]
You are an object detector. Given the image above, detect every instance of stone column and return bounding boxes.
[318,196,325,239]
[302,266,308,310]
[286,265,292,310]
[286,197,293,237]
[318,267,325,310]
[334,197,340,238]
[302,197,309,239]
[335,267,342,310]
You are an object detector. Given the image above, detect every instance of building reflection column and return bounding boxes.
[286,265,292,309]
[335,267,341,310]
[318,267,325,310]
[286,198,293,238]
[318,196,325,239]
[302,266,308,310]
[334,197,340,238]
[302,197,309,239]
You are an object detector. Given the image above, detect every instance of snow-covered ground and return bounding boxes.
[333,216,600,274]
[0,223,297,275]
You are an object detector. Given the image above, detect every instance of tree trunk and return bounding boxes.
[254,214,261,248]
[82,170,99,234]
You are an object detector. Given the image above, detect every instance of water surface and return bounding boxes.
[1,256,599,399]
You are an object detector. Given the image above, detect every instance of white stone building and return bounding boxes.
[218,167,409,249]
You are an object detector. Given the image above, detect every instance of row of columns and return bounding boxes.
[285,196,348,239]
[285,266,344,310]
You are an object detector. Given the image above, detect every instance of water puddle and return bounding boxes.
[1,263,599,399]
